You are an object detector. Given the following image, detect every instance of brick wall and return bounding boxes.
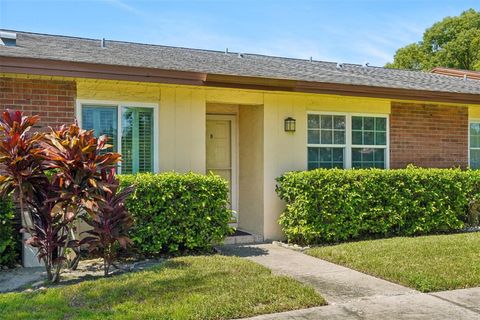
[390,102,468,168]
[0,77,76,130]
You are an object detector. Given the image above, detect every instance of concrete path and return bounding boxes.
[0,267,45,293]
[220,243,480,320]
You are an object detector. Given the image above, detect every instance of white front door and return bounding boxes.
[206,115,238,216]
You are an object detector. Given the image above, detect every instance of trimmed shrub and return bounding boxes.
[119,172,231,255]
[0,196,17,267]
[276,167,480,245]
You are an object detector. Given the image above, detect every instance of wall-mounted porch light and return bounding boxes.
[284,117,296,132]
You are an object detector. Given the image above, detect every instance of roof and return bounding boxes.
[431,67,480,81]
[0,30,479,99]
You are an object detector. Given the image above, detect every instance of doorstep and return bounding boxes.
[223,229,264,245]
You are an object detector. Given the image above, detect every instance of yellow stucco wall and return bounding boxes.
[3,72,479,240]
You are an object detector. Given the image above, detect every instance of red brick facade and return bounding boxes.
[390,102,468,169]
[0,77,76,130]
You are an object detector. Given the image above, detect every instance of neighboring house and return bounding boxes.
[1,30,480,243]
[431,67,480,81]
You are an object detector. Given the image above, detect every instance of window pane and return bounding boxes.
[321,115,333,129]
[308,114,320,129]
[375,118,386,131]
[471,149,480,169]
[374,148,385,161]
[308,147,320,162]
[319,148,333,162]
[352,116,362,130]
[308,129,320,144]
[470,122,480,148]
[364,131,374,145]
[121,107,154,174]
[334,131,345,144]
[321,130,332,144]
[334,116,346,129]
[332,148,343,162]
[82,106,118,152]
[471,136,480,148]
[364,117,374,130]
[308,162,319,170]
[308,147,344,169]
[471,123,480,135]
[362,148,374,161]
[375,132,387,145]
[352,148,385,169]
[352,131,362,144]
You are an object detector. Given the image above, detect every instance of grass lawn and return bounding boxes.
[0,255,325,320]
[306,232,480,292]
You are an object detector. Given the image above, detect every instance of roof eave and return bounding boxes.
[1,56,479,105]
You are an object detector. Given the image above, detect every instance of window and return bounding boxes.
[470,122,480,169]
[307,113,388,169]
[80,103,156,174]
[308,114,346,169]
[351,116,387,169]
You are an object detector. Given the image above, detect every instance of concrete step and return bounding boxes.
[223,232,263,245]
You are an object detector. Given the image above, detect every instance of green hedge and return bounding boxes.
[119,172,231,255]
[0,196,17,267]
[276,167,480,245]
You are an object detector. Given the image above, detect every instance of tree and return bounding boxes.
[385,9,480,71]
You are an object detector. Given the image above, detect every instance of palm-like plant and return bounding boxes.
[0,111,48,234]
[0,111,130,282]
[80,169,135,276]
[25,183,77,282]
[40,123,121,269]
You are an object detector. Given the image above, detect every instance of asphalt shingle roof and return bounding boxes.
[1,30,479,96]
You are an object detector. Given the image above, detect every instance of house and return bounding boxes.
[431,67,480,81]
[1,30,480,245]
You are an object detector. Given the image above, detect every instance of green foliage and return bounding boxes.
[0,196,16,267]
[386,9,480,71]
[276,167,480,245]
[119,172,232,255]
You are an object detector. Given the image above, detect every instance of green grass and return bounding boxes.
[307,232,480,292]
[0,255,325,320]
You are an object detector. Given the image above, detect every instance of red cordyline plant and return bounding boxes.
[0,110,129,282]
[0,111,48,235]
[25,183,77,281]
[80,169,135,276]
[40,124,121,269]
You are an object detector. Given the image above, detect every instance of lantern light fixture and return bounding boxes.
[284,117,296,132]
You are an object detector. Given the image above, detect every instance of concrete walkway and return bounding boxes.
[220,243,480,320]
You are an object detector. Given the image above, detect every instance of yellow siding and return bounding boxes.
[469,106,480,119]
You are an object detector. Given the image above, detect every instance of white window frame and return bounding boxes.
[76,99,159,174]
[468,119,480,169]
[307,111,390,169]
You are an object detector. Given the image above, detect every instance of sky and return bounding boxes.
[0,0,478,67]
